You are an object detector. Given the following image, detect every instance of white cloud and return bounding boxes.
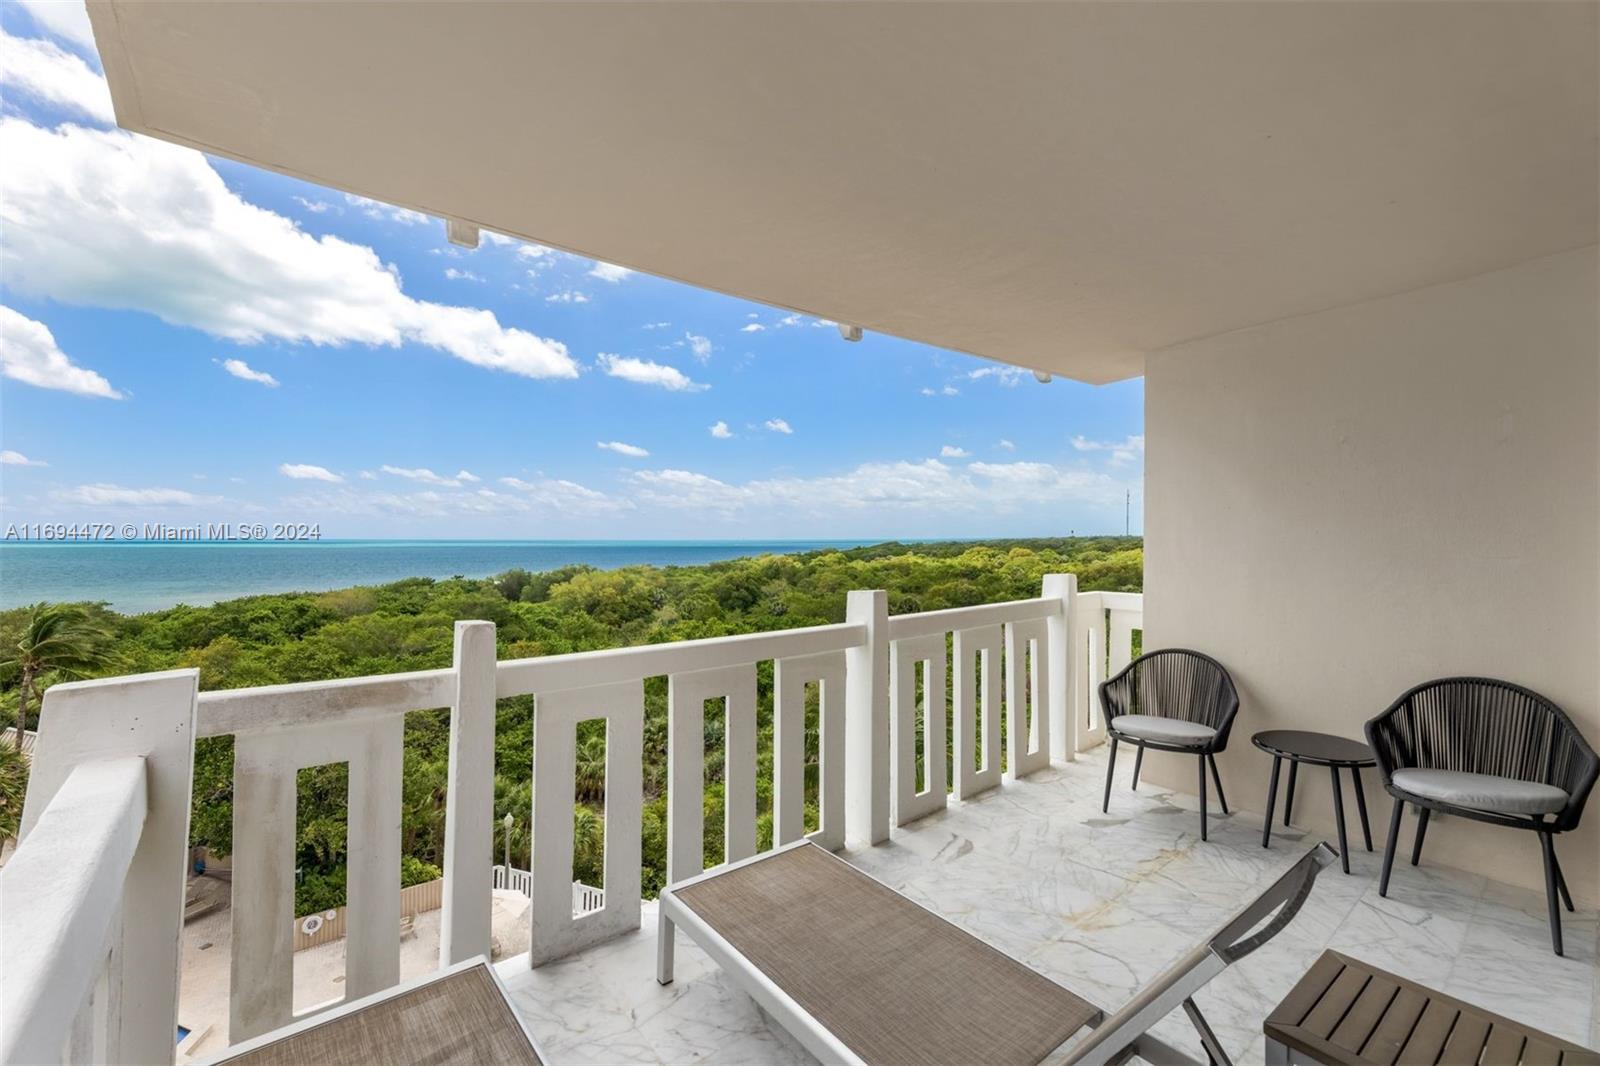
[968,364,1027,387]
[997,439,1016,451]
[0,28,113,124]
[709,421,733,439]
[0,119,579,380]
[455,469,481,483]
[942,385,959,396]
[443,267,483,282]
[279,463,343,483]
[588,261,633,283]
[294,196,336,214]
[54,483,213,506]
[940,445,970,458]
[219,357,280,387]
[642,321,671,330]
[496,476,624,514]
[597,440,650,458]
[740,323,765,333]
[684,333,712,362]
[358,470,378,480]
[764,419,793,434]
[380,464,480,487]
[629,459,1130,518]
[0,450,46,467]
[595,353,707,392]
[286,479,624,521]
[545,290,590,304]
[344,193,428,226]
[0,305,121,398]
[15,2,96,50]
[920,388,935,397]
[1071,434,1145,465]
[777,314,803,328]
[516,244,554,261]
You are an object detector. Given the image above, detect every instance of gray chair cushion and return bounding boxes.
[1110,714,1217,747]
[1391,768,1568,816]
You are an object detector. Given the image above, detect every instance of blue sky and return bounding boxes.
[0,4,1143,540]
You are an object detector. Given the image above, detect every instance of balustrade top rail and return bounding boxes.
[193,596,1082,738]
[0,759,147,1065]
[882,595,1060,642]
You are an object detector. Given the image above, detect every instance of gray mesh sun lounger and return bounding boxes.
[209,957,545,1066]
[658,840,1336,1066]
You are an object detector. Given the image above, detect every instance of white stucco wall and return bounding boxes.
[1143,246,1600,905]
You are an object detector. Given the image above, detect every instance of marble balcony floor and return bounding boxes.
[498,746,1599,1064]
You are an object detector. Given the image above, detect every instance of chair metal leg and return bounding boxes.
[1103,736,1118,813]
[1197,754,1208,841]
[1350,767,1373,851]
[1379,796,1403,897]
[1284,760,1298,825]
[1182,997,1233,1066]
[1132,743,1144,791]
[1552,850,1574,912]
[1208,753,1229,814]
[1410,806,1430,866]
[1329,766,1349,874]
[1261,756,1281,849]
[1538,830,1564,956]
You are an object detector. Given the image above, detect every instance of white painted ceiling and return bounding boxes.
[90,1,1598,383]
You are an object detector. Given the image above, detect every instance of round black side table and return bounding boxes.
[1251,730,1376,874]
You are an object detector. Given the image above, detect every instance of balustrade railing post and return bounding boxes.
[1042,573,1079,762]
[15,669,197,1066]
[441,620,497,966]
[845,589,890,846]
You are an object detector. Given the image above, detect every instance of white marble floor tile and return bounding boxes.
[499,745,1598,1064]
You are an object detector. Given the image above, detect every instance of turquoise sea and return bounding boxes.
[0,539,878,615]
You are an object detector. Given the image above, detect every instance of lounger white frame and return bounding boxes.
[203,955,547,1065]
[658,840,1337,1066]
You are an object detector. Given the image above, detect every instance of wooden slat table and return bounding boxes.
[1265,951,1599,1065]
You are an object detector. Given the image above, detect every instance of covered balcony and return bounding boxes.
[5,586,1598,1063]
[3,2,1597,1065]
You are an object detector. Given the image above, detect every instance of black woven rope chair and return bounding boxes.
[1365,678,1598,956]
[1099,649,1240,841]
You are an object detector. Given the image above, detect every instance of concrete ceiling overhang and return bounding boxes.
[88,1,1597,384]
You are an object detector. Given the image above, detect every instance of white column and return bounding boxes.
[953,625,1003,799]
[665,674,705,886]
[890,633,948,826]
[1043,573,1079,762]
[441,621,497,966]
[230,732,297,1042]
[343,717,402,1001]
[772,657,807,846]
[529,681,643,966]
[722,669,758,864]
[845,589,890,846]
[1004,618,1052,778]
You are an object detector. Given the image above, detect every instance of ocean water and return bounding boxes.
[0,539,876,615]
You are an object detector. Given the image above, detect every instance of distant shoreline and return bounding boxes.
[0,536,1136,615]
[0,537,887,614]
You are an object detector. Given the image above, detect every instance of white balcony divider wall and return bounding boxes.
[1,576,1143,1062]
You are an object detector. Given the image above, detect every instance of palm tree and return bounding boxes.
[1,603,120,750]
[572,804,605,886]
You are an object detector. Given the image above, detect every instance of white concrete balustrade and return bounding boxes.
[0,577,1142,1063]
